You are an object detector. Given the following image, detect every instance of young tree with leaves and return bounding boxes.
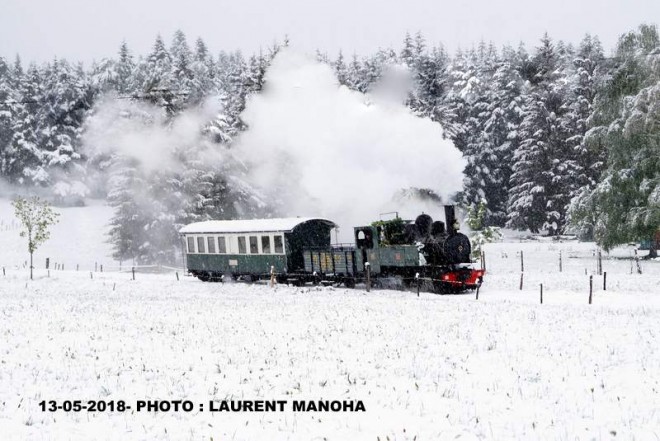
[12,196,60,280]
[466,201,503,259]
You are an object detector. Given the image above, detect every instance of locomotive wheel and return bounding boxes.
[197,272,211,282]
[344,277,356,289]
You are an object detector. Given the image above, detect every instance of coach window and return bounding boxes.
[274,235,284,254]
[238,236,247,254]
[249,236,258,254]
[187,236,195,253]
[261,236,271,254]
[218,236,227,254]
[197,236,206,253]
[207,236,216,254]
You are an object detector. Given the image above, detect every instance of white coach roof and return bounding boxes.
[179,217,336,234]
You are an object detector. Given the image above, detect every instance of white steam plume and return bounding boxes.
[235,50,465,240]
[82,95,226,174]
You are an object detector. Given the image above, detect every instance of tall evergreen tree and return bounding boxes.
[569,24,660,255]
[6,65,43,184]
[37,59,92,187]
[507,34,575,234]
[400,32,415,67]
[471,46,523,225]
[334,51,348,86]
[141,35,174,113]
[190,37,215,104]
[346,54,368,92]
[562,35,605,220]
[169,30,194,111]
[0,56,15,173]
[115,41,136,95]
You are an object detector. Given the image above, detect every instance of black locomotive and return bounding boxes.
[302,205,483,293]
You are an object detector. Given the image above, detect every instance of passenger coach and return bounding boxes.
[179,218,336,281]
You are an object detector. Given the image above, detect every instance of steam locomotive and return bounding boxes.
[180,205,484,293]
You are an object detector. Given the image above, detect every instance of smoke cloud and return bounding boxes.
[79,50,466,245]
[82,95,226,174]
[235,50,465,240]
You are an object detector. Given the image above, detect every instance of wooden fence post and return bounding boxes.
[365,262,371,293]
[603,272,607,291]
[520,251,524,272]
[589,275,593,304]
[132,267,135,280]
[540,283,543,304]
[559,251,562,272]
[176,271,180,281]
[519,272,524,290]
[416,273,420,297]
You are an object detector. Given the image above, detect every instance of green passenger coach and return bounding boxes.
[179,218,337,282]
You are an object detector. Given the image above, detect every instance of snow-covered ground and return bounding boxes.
[1,200,659,440]
[0,198,115,272]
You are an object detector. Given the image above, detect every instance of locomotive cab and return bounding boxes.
[354,226,381,273]
[355,227,376,249]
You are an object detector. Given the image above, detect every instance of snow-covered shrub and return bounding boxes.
[466,202,502,259]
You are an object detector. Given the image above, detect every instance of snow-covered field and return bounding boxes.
[0,198,115,272]
[1,199,659,440]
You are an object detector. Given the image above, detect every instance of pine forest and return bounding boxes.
[0,25,658,263]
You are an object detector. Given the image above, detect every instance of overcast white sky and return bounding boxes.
[1,0,658,64]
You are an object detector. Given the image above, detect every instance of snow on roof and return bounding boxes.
[179,217,336,234]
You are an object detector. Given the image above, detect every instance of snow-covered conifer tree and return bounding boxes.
[0,56,16,174]
[569,24,660,255]
[115,41,136,95]
[6,65,44,185]
[169,30,194,111]
[334,51,348,86]
[507,34,576,234]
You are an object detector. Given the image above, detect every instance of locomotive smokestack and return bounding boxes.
[444,205,459,236]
